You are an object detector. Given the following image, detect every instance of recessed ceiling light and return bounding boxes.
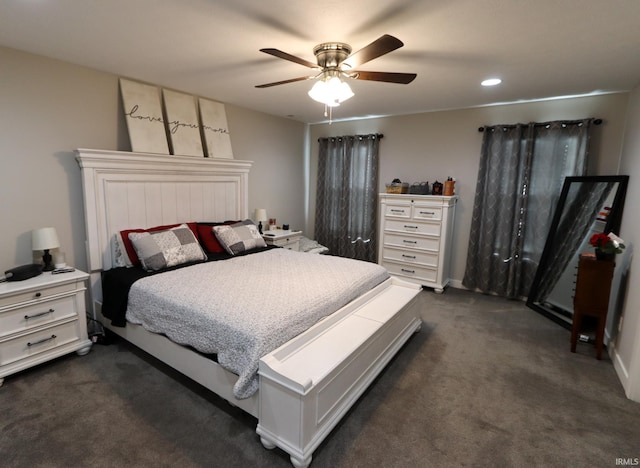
[481,78,502,87]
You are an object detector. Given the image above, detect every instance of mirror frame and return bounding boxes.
[526,175,629,329]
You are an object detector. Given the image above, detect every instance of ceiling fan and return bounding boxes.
[255,34,417,117]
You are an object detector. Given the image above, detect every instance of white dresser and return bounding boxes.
[378,194,457,293]
[0,269,92,385]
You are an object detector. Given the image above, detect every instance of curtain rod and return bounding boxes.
[318,133,384,142]
[477,118,602,132]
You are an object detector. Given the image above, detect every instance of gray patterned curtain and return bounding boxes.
[315,134,380,262]
[533,181,614,301]
[463,119,593,299]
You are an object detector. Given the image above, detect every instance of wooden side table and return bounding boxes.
[570,254,615,359]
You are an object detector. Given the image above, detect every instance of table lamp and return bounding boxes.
[254,208,268,234]
[32,227,60,271]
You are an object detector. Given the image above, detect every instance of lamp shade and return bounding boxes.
[32,227,60,251]
[308,76,354,107]
[254,208,268,223]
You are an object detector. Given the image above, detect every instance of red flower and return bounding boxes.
[589,233,611,249]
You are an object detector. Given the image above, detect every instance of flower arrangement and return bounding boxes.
[589,232,626,259]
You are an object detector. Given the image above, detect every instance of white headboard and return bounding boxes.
[75,148,252,303]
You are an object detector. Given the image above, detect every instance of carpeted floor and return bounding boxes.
[1,287,639,467]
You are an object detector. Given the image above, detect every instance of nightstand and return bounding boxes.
[262,230,303,251]
[0,269,93,386]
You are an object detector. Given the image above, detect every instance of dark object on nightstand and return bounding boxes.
[3,264,43,282]
[571,254,615,359]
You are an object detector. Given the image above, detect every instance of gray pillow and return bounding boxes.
[213,220,267,255]
[128,224,206,271]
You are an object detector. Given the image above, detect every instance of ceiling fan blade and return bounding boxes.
[343,34,404,68]
[350,71,417,84]
[259,48,319,69]
[255,76,313,88]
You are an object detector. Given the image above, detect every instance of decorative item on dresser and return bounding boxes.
[378,194,457,293]
[0,269,92,386]
[262,229,303,251]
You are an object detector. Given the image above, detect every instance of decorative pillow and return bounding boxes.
[111,233,132,268]
[128,224,206,271]
[196,221,239,253]
[213,220,267,255]
[120,222,199,267]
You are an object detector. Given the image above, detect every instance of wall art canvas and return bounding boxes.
[162,89,204,157]
[198,98,233,159]
[119,78,169,154]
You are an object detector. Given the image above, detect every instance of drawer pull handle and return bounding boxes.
[390,209,405,213]
[403,240,417,244]
[420,211,435,215]
[34,292,42,298]
[27,335,57,347]
[402,254,416,259]
[401,268,416,274]
[25,309,55,320]
[404,225,419,229]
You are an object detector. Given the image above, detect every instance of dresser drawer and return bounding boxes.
[384,219,441,237]
[0,282,77,308]
[0,295,78,338]
[381,247,438,267]
[0,319,81,367]
[412,205,443,221]
[382,261,437,283]
[384,203,411,218]
[383,233,440,251]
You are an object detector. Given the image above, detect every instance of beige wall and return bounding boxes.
[0,46,306,272]
[308,94,630,286]
[617,83,640,401]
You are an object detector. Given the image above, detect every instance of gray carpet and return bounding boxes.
[2,288,639,467]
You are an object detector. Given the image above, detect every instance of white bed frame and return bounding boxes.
[76,148,422,468]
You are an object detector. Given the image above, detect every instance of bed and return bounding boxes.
[76,148,422,468]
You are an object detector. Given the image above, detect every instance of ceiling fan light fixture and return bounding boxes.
[481,78,502,87]
[308,76,354,107]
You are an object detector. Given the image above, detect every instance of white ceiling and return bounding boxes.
[2,0,640,124]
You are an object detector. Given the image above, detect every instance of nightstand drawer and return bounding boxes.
[0,320,81,367]
[0,295,78,338]
[384,219,441,236]
[281,240,300,251]
[0,282,76,308]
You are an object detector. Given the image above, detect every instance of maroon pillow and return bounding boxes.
[196,221,239,253]
[120,222,199,267]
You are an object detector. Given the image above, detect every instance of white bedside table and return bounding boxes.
[262,230,303,251]
[0,268,93,386]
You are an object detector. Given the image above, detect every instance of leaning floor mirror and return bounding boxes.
[527,175,630,330]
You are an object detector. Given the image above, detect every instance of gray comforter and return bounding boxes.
[126,248,389,399]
